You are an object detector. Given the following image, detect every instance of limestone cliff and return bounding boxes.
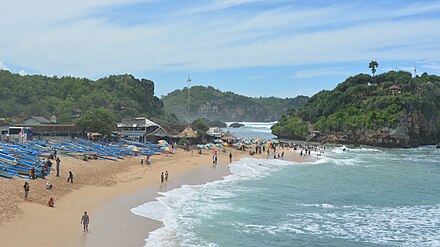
[272,71,440,147]
[162,86,309,122]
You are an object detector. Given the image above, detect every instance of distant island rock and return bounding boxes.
[437,143,440,149]
[162,86,309,122]
[229,122,244,128]
[272,71,440,148]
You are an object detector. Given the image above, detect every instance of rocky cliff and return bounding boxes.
[272,71,440,147]
[162,86,309,122]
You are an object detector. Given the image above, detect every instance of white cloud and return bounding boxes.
[422,63,440,71]
[18,70,28,76]
[0,61,10,71]
[0,1,440,77]
[293,67,351,78]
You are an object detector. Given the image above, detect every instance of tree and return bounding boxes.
[191,118,209,132]
[74,108,116,135]
[369,61,379,77]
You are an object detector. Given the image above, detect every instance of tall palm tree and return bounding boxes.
[369,61,379,77]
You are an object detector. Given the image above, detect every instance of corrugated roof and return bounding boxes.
[25,116,51,124]
[117,117,159,128]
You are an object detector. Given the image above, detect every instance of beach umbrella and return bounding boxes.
[215,143,222,147]
[161,146,173,153]
[157,140,169,147]
[91,133,101,137]
[197,145,208,149]
[222,143,230,147]
[214,139,224,143]
[206,143,214,148]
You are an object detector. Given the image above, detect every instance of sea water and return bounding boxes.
[223,121,277,140]
[132,130,440,247]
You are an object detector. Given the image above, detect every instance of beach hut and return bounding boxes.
[178,127,198,138]
[388,85,402,95]
[221,131,237,143]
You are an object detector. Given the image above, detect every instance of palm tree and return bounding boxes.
[369,61,379,77]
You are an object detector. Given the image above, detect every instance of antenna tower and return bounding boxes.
[187,74,192,127]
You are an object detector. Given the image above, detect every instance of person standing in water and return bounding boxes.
[229,152,233,162]
[161,172,164,183]
[81,211,90,232]
[165,171,169,182]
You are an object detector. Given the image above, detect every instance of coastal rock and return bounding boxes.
[314,110,435,148]
[437,143,440,148]
[229,122,245,128]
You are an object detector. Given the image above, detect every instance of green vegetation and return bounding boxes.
[271,116,309,139]
[0,70,174,123]
[191,118,209,132]
[272,70,440,143]
[162,86,309,121]
[74,108,116,134]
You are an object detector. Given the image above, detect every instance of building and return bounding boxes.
[116,117,168,143]
[206,127,225,138]
[14,124,82,140]
[22,116,52,125]
[49,115,58,124]
[388,85,402,95]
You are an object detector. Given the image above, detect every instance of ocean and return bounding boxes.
[132,122,440,247]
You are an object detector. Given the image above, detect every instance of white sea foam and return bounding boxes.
[236,204,440,247]
[330,146,382,154]
[131,158,302,247]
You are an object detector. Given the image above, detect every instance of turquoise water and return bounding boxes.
[222,121,277,140]
[132,126,440,246]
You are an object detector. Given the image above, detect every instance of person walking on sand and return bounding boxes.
[56,157,61,177]
[229,152,233,162]
[161,172,164,183]
[67,171,73,183]
[81,211,90,232]
[165,171,168,182]
[23,182,30,200]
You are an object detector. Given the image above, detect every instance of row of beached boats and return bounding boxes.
[0,138,171,179]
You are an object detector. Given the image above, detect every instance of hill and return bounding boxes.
[0,70,173,123]
[272,71,440,147]
[161,86,309,122]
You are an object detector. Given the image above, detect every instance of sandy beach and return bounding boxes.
[0,147,306,247]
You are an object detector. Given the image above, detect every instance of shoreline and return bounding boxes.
[0,147,307,247]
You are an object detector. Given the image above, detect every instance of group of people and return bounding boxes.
[140,155,151,166]
[273,151,284,159]
[22,154,75,208]
[160,171,169,183]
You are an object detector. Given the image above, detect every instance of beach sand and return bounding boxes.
[0,147,307,247]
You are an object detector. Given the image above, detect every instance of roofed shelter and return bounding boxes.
[178,127,198,139]
[22,116,52,125]
[221,131,237,143]
[388,85,402,95]
[116,117,168,143]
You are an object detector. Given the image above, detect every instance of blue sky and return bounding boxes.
[1,0,440,98]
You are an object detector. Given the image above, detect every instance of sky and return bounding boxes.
[1,0,440,98]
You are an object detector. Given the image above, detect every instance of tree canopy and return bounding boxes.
[0,70,173,123]
[74,108,116,135]
[272,70,440,143]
